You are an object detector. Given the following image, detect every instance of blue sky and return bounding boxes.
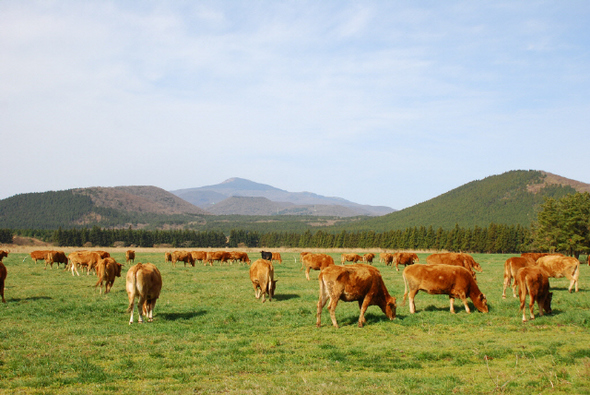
[1,1,589,209]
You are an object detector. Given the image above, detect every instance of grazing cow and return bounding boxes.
[95,250,111,258]
[317,264,396,328]
[535,255,580,293]
[261,251,273,261]
[391,252,419,271]
[363,253,376,264]
[191,251,208,266]
[402,264,488,314]
[502,257,534,298]
[126,250,135,264]
[94,257,123,294]
[426,253,483,278]
[68,251,102,276]
[249,259,277,303]
[172,251,195,267]
[229,251,251,265]
[380,253,394,266]
[29,250,51,264]
[205,251,231,266]
[0,250,8,261]
[45,251,68,270]
[271,252,282,265]
[0,261,6,303]
[516,266,552,322]
[126,263,162,324]
[164,252,172,264]
[301,253,335,281]
[340,253,363,264]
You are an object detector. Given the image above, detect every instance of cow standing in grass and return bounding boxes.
[126,263,162,324]
[0,251,7,303]
[516,266,552,322]
[95,257,123,294]
[249,259,277,303]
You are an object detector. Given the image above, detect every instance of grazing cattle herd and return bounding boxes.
[0,247,586,327]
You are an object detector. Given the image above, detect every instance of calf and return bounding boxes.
[502,257,533,298]
[535,255,580,292]
[249,259,277,303]
[363,253,375,264]
[515,266,552,322]
[380,253,394,266]
[126,250,135,264]
[403,264,488,314]
[271,252,282,265]
[317,264,396,328]
[95,257,123,294]
[0,261,6,303]
[126,263,162,324]
[392,252,419,271]
[301,253,335,280]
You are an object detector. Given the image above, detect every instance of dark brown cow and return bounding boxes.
[516,266,552,322]
[191,251,208,265]
[0,261,6,303]
[502,257,534,298]
[271,252,282,265]
[317,264,396,328]
[68,251,101,276]
[340,253,363,264]
[126,263,162,324]
[29,250,51,264]
[172,251,195,267]
[391,252,419,271]
[301,253,335,281]
[363,253,376,264]
[94,257,123,294]
[249,259,277,303]
[403,264,488,314]
[0,250,8,261]
[45,251,68,269]
[535,255,580,293]
[95,250,111,258]
[126,250,135,264]
[426,253,483,278]
[165,252,172,264]
[229,251,251,265]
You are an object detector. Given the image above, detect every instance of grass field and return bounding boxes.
[1,250,589,394]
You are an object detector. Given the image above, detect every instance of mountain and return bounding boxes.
[171,178,394,217]
[339,170,587,232]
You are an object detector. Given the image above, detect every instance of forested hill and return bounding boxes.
[340,170,583,232]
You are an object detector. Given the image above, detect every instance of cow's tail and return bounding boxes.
[402,271,409,306]
[126,263,142,313]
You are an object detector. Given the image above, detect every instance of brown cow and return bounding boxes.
[94,257,123,294]
[502,257,534,298]
[205,251,231,266]
[426,253,483,278]
[172,251,195,267]
[271,252,282,265]
[521,252,563,262]
[535,255,580,293]
[402,264,488,314]
[249,259,277,303]
[317,264,396,328]
[68,251,101,276]
[301,253,335,281]
[516,266,552,322]
[0,261,6,303]
[363,253,376,264]
[126,263,162,324]
[340,253,363,264]
[164,252,172,265]
[29,250,51,264]
[391,252,419,271]
[0,250,8,261]
[45,251,68,270]
[126,250,135,264]
[191,251,208,266]
[380,253,394,266]
[229,251,251,265]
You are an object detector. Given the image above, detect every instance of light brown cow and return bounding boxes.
[317,264,396,328]
[68,251,102,276]
[94,257,123,294]
[301,253,335,281]
[426,253,483,278]
[191,251,208,265]
[521,252,563,262]
[535,255,580,293]
[126,263,162,324]
[363,253,376,264]
[271,252,282,265]
[45,251,68,270]
[164,252,172,264]
[380,253,394,266]
[205,251,231,266]
[391,252,419,271]
[516,266,552,322]
[340,253,363,264]
[502,257,534,298]
[126,250,135,264]
[249,259,277,303]
[0,261,6,303]
[403,264,488,314]
[172,251,195,267]
[29,250,51,264]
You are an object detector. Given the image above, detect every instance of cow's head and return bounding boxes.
[476,293,489,313]
[543,292,553,315]
[115,263,122,277]
[385,296,397,320]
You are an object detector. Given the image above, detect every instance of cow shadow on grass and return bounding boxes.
[273,293,300,301]
[9,296,52,303]
[159,310,207,321]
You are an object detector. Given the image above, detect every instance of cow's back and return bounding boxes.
[536,255,579,277]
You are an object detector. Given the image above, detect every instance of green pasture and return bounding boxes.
[1,252,589,394]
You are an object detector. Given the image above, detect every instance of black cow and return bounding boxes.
[261,251,272,260]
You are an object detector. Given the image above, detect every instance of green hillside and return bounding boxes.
[341,170,577,232]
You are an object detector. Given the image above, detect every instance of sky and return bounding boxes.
[1,1,589,210]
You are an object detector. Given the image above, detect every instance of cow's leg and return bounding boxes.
[408,290,418,314]
[316,282,330,327]
[137,296,146,323]
[305,267,311,281]
[449,297,456,314]
[502,273,510,298]
[358,298,370,327]
[528,294,536,320]
[327,297,340,328]
[128,299,136,324]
